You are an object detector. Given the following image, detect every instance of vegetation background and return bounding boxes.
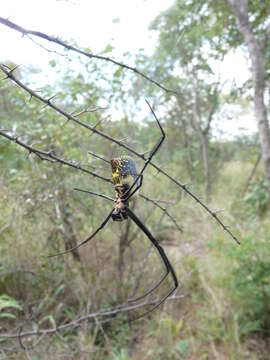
[0,0,270,359]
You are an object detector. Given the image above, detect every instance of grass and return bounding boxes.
[0,160,270,359]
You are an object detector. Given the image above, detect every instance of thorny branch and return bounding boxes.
[0,64,240,244]
[0,128,182,231]
[0,17,178,96]
[0,129,112,183]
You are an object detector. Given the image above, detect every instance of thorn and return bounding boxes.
[87,151,110,164]
[73,106,96,117]
[140,149,152,157]
[183,182,191,187]
[70,109,78,116]
[213,209,225,215]
[88,106,109,112]
[10,64,21,74]
[47,94,58,103]
[1,64,11,70]
[117,136,130,143]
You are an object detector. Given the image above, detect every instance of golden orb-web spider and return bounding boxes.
[48,100,178,321]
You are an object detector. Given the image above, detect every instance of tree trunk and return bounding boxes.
[56,187,81,261]
[199,128,211,201]
[243,153,261,195]
[192,85,212,201]
[227,0,270,194]
[180,116,195,180]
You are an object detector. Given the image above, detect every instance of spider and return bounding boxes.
[48,100,178,321]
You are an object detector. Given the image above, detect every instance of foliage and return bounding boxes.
[1,1,270,358]
[0,294,22,322]
[218,229,270,338]
[244,177,269,217]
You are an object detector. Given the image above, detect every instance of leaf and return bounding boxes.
[0,295,22,312]
[38,314,56,329]
[174,339,189,357]
[102,44,114,54]
[114,68,123,78]
[0,313,16,319]
[176,319,183,333]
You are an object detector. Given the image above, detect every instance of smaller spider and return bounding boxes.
[48,100,178,320]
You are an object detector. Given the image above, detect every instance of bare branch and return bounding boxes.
[0,129,112,183]
[0,64,240,244]
[0,17,178,95]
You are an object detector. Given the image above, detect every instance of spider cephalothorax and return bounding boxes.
[110,156,139,222]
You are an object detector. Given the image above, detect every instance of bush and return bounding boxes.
[219,230,270,338]
[244,177,269,217]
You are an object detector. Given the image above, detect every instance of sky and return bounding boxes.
[0,0,256,137]
[0,0,174,63]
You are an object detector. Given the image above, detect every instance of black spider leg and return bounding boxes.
[125,207,178,321]
[126,203,176,304]
[73,187,177,319]
[121,101,168,303]
[123,174,143,201]
[47,179,144,258]
[74,188,115,203]
[47,208,114,257]
[122,99,165,203]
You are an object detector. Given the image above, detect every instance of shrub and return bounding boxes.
[219,231,270,338]
[244,177,269,217]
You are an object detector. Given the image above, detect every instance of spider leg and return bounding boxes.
[128,270,169,303]
[121,175,143,202]
[126,206,176,301]
[74,187,114,202]
[125,207,178,321]
[129,278,178,323]
[47,208,114,257]
[124,100,165,202]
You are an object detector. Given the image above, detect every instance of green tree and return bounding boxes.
[149,0,270,196]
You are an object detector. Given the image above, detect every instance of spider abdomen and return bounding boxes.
[110,156,139,199]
